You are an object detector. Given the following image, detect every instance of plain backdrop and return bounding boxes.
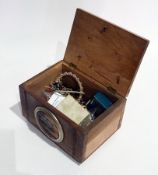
[0,0,157,175]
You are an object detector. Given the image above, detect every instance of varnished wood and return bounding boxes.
[64,9,149,97]
[19,9,149,163]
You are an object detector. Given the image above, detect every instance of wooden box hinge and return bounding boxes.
[107,86,117,95]
[69,62,77,70]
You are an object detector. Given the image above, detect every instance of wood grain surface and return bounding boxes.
[64,9,149,97]
[19,9,148,163]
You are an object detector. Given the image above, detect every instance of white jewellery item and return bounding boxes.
[48,92,65,107]
[56,95,90,126]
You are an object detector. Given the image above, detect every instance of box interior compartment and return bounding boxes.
[24,61,121,129]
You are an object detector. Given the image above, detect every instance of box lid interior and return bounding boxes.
[64,9,149,97]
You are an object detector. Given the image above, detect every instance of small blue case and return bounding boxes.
[94,92,112,109]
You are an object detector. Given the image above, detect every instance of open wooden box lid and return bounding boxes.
[64,9,149,97]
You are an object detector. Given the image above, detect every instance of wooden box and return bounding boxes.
[19,9,149,163]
